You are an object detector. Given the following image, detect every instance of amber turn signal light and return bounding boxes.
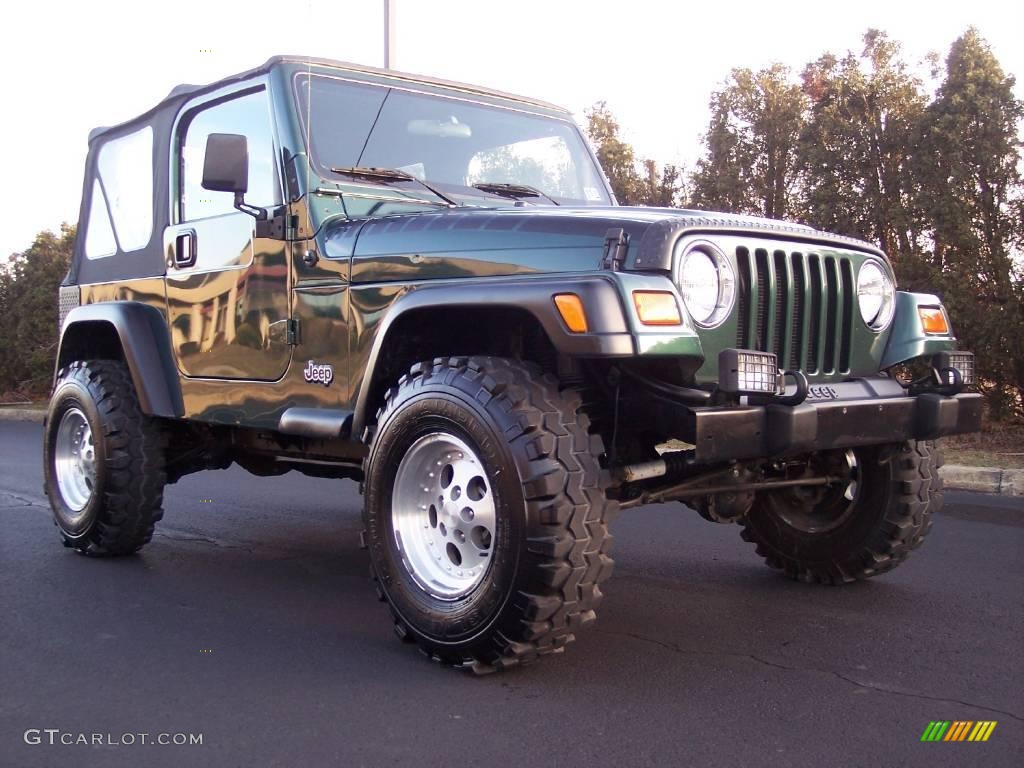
[632,291,682,326]
[553,294,588,333]
[918,306,949,335]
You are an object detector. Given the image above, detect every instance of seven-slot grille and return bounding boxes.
[734,246,855,376]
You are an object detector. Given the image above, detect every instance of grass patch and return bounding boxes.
[942,419,1024,469]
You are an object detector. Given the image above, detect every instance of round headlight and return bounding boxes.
[675,242,735,327]
[857,260,895,330]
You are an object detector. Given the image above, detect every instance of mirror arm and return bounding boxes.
[233,191,267,221]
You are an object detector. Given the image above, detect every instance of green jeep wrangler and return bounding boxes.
[47,56,981,671]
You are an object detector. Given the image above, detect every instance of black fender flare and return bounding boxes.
[350,275,633,437]
[55,302,184,418]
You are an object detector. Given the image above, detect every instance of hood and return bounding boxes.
[324,205,882,281]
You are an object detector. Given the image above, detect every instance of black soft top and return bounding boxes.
[70,56,570,286]
[87,55,569,144]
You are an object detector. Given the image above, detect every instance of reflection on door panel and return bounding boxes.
[165,85,291,382]
[166,213,290,379]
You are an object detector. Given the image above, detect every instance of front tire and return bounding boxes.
[363,356,616,671]
[740,441,943,584]
[44,360,166,556]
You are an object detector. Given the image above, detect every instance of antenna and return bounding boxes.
[384,0,396,70]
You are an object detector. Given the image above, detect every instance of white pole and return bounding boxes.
[384,0,396,70]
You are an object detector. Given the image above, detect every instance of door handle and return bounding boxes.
[174,231,196,268]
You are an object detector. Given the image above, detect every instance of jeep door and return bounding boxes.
[164,84,291,380]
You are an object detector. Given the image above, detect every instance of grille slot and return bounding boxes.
[755,249,770,351]
[789,254,805,370]
[734,246,853,377]
[736,247,751,349]
[772,250,790,367]
[823,257,838,374]
[840,259,855,372]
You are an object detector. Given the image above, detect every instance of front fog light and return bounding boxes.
[719,349,780,394]
[933,351,975,386]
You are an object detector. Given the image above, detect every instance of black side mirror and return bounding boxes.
[201,133,266,220]
[202,133,248,193]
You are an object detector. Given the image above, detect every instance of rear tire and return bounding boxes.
[740,441,943,584]
[363,356,617,671]
[44,360,166,556]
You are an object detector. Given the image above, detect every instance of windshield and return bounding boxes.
[295,74,611,207]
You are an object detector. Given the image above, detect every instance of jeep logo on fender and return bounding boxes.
[304,360,334,387]
[807,385,838,400]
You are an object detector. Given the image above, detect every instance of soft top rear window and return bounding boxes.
[85,126,154,258]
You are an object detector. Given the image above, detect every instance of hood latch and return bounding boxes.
[602,228,629,271]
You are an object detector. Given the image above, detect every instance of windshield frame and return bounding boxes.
[291,71,613,208]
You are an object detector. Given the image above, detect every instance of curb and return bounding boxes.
[941,464,1023,497]
[0,406,1018,497]
[0,408,45,423]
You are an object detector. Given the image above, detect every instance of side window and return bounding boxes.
[85,126,153,259]
[180,89,279,221]
[84,179,117,259]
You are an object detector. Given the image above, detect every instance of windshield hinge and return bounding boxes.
[256,206,290,240]
[602,228,629,271]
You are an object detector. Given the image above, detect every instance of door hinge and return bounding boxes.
[602,227,629,270]
[269,318,301,346]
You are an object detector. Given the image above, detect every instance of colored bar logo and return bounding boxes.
[921,721,997,742]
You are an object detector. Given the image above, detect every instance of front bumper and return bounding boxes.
[659,389,983,463]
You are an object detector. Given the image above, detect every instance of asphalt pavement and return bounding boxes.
[1,420,1021,768]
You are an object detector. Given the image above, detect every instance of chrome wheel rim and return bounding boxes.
[391,432,496,600]
[54,407,97,515]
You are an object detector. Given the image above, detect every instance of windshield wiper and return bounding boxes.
[472,182,560,206]
[329,166,458,207]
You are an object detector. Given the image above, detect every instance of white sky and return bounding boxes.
[1,0,1020,257]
